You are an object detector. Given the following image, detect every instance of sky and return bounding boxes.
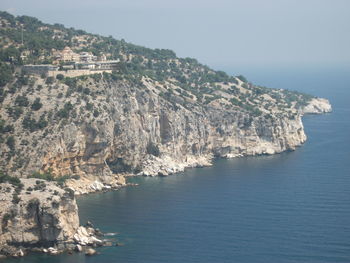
[1,0,350,71]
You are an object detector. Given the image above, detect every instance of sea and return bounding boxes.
[5,66,350,263]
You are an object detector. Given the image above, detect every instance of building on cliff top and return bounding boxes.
[53,47,80,63]
[22,47,117,77]
[52,47,102,64]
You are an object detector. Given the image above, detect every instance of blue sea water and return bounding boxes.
[5,67,350,263]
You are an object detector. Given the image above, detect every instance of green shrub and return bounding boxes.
[29,170,54,181]
[45,76,54,84]
[12,194,21,204]
[231,78,238,85]
[22,114,47,132]
[0,62,13,87]
[85,102,93,111]
[56,74,64,80]
[6,136,15,150]
[236,75,248,83]
[64,77,77,88]
[56,102,73,119]
[0,172,13,183]
[16,75,29,86]
[2,212,12,230]
[0,120,14,133]
[7,106,23,120]
[55,175,72,187]
[26,198,40,210]
[0,173,23,195]
[77,85,83,92]
[34,181,46,191]
[93,109,99,117]
[230,97,242,107]
[91,73,102,82]
[31,98,42,111]
[29,170,77,187]
[15,95,29,107]
[83,88,90,95]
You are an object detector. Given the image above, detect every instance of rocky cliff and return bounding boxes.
[0,177,110,257]
[0,178,79,256]
[0,74,331,196]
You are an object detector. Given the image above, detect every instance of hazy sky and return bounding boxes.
[1,0,349,70]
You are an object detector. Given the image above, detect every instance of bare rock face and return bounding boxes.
[0,179,79,257]
[37,79,306,178]
[65,174,126,195]
[0,78,332,183]
[302,98,332,114]
[73,226,103,246]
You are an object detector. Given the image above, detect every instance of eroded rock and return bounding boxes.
[0,179,79,257]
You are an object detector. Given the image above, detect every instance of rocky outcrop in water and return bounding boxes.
[0,179,78,256]
[0,178,108,257]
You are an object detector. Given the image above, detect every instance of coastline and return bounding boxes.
[66,97,332,196]
[0,98,331,259]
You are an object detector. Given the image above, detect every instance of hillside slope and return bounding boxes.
[0,11,332,194]
[0,11,333,257]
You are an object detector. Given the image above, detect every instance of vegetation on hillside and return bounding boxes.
[0,11,314,110]
[0,11,316,178]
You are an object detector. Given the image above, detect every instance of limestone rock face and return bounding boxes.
[302,98,332,114]
[65,174,126,195]
[0,179,79,256]
[1,79,332,183]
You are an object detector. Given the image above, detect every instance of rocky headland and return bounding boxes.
[0,177,114,258]
[0,12,331,258]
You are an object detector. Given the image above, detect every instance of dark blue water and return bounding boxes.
[6,67,350,263]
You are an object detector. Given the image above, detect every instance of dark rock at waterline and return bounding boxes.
[75,244,83,252]
[95,228,104,237]
[0,245,22,257]
[85,221,94,228]
[31,247,43,253]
